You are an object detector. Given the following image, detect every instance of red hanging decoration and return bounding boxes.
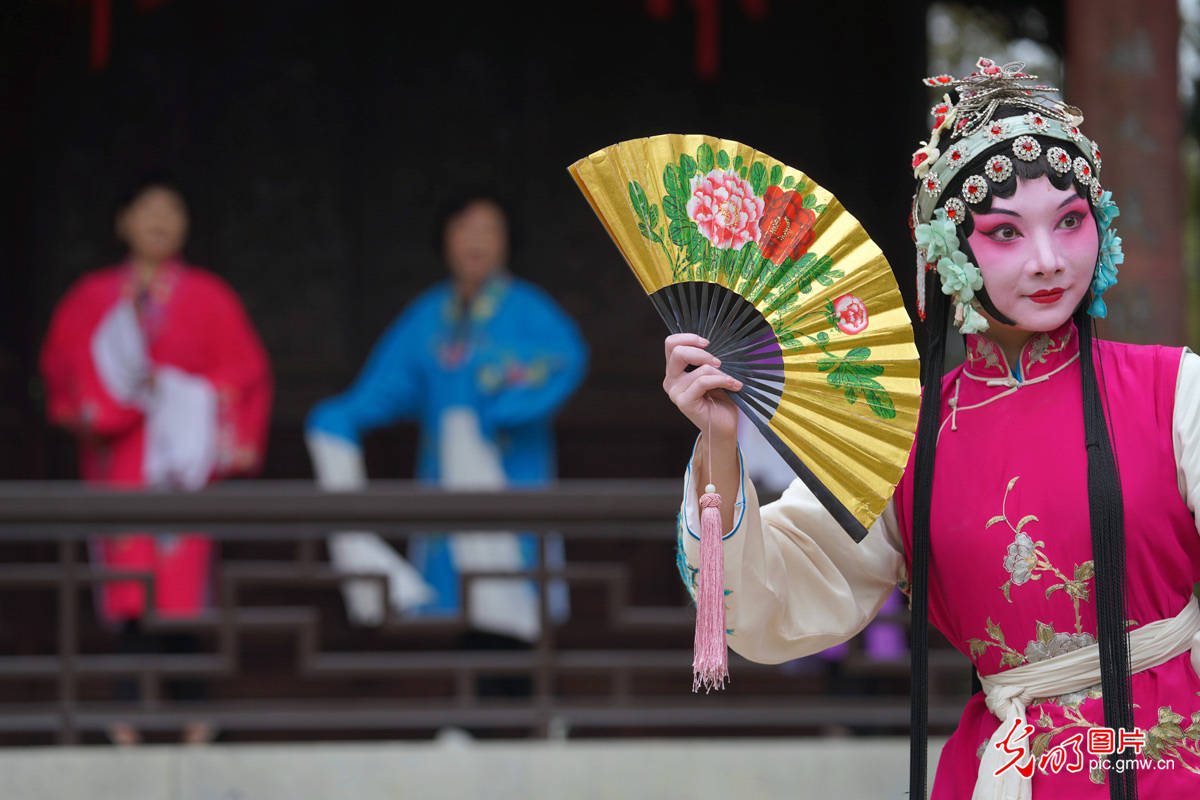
[86,0,170,72]
[645,0,769,80]
[691,0,719,80]
[89,0,111,71]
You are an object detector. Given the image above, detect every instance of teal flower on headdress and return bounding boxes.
[1088,226,1123,318]
[937,251,983,302]
[914,207,958,263]
[1093,190,1120,232]
[1096,228,1123,289]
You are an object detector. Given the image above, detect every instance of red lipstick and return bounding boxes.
[1029,288,1064,304]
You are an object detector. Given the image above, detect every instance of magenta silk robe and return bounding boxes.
[40,260,272,620]
[890,321,1200,794]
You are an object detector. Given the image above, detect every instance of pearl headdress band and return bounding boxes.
[910,58,1103,228]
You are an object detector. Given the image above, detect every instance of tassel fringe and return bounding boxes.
[693,489,728,692]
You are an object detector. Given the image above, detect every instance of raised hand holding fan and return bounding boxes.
[569,135,921,689]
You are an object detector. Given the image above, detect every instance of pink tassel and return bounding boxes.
[693,487,728,692]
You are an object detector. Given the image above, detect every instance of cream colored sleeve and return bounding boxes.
[1173,348,1200,534]
[676,436,906,665]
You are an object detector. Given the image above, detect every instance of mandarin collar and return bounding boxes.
[963,319,1078,383]
[443,273,510,325]
[120,258,184,303]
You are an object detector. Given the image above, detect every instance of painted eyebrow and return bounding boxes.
[977,196,1087,218]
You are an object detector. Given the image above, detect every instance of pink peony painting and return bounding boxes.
[685,169,765,251]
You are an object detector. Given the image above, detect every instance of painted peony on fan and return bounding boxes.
[569,134,920,541]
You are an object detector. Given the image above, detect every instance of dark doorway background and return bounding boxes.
[2,0,930,481]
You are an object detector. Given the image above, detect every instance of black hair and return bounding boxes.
[430,187,520,258]
[908,107,1136,800]
[113,171,189,219]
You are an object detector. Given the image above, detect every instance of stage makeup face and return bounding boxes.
[967,175,1099,353]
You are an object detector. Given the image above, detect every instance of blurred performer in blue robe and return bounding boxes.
[306,192,587,641]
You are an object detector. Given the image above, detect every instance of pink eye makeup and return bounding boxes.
[1055,201,1090,229]
[972,216,1022,242]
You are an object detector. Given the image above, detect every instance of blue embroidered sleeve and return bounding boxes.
[306,299,429,445]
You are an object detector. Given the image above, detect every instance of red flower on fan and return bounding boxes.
[756,186,817,265]
[833,293,869,335]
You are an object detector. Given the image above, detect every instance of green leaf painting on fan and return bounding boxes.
[818,347,897,420]
[626,142,892,420]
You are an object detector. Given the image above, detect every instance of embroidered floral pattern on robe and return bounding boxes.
[968,477,1098,672]
[1024,328,1072,370]
[954,452,1200,781]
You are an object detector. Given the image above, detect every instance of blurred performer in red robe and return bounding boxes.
[39,177,272,742]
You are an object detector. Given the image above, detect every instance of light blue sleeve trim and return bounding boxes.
[682,434,745,542]
[674,514,698,599]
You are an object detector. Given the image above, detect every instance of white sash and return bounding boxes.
[973,596,1200,799]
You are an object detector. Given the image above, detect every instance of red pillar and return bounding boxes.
[1065,0,1185,344]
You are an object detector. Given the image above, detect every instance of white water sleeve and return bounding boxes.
[1174,348,1200,535]
[306,431,433,625]
[142,366,217,491]
[90,300,151,407]
[678,436,905,664]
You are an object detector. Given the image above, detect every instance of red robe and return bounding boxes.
[40,259,272,620]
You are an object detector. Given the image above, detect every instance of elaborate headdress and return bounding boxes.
[908,57,1122,330]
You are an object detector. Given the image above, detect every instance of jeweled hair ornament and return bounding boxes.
[911,57,1101,227]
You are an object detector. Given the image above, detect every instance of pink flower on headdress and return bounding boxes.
[929,100,953,134]
[912,143,940,178]
[833,294,869,335]
[976,57,1003,77]
[685,169,764,251]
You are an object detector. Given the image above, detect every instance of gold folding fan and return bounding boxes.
[570,134,920,540]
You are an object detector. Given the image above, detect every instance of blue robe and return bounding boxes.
[307,275,587,616]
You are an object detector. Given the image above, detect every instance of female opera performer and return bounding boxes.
[667,61,1200,798]
[40,177,272,743]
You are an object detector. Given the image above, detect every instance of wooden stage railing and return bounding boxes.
[0,481,970,744]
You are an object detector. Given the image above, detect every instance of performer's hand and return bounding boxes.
[663,333,741,444]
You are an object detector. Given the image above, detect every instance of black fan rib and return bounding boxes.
[650,281,870,542]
